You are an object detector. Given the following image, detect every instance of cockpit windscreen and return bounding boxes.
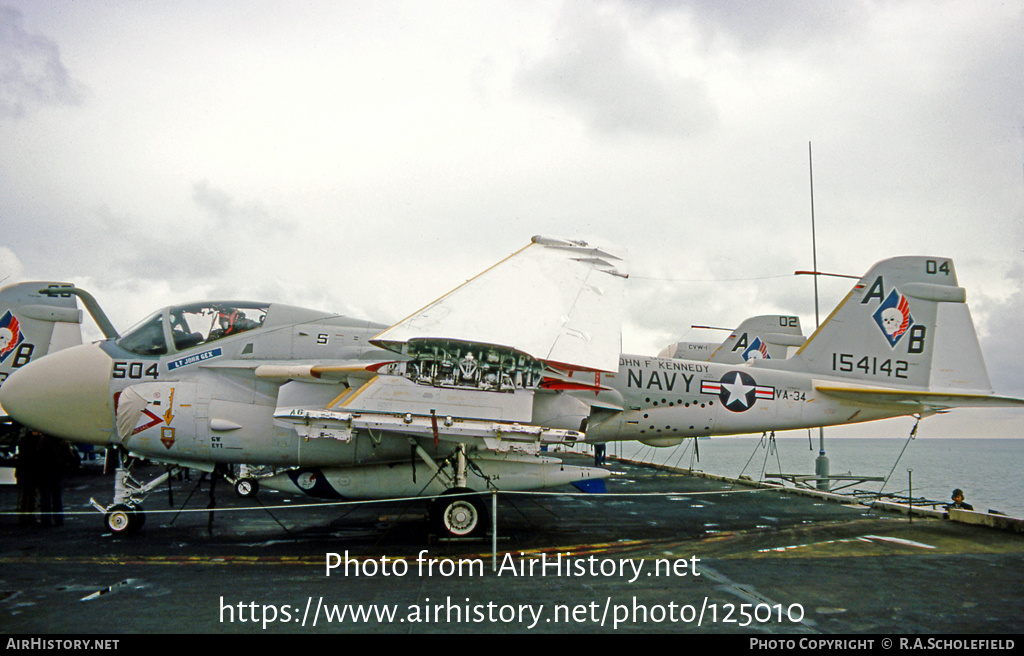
[117,303,269,355]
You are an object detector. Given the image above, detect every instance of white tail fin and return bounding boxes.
[0,282,83,387]
[709,315,804,363]
[774,256,993,393]
[659,315,804,362]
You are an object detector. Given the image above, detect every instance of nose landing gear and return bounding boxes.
[103,502,145,535]
[90,449,182,535]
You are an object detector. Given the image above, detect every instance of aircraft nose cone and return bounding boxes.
[0,343,114,444]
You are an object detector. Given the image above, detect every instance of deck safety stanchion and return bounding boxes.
[491,490,498,571]
[908,469,913,524]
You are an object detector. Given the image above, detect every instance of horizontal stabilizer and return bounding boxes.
[815,384,1024,412]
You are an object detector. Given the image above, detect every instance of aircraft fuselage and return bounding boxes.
[584,354,905,446]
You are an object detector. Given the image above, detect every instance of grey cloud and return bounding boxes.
[672,0,870,50]
[0,246,25,285]
[0,6,85,118]
[976,264,1024,397]
[89,206,227,283]
[192,180,290,234]
[12,183,290,294]
[517,4,716,137]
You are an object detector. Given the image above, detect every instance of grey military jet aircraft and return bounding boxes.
[0,237,623,536]
[657,315,805,363]
[3,247,1021,537]
[579,256,1024,448]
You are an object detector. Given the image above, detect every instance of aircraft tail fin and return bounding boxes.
[772,257,996,396]
[0,282,83,385]
[708,315,804,363]
[659,315,804,362]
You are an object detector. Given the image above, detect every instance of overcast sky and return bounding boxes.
[2,1,1022,439]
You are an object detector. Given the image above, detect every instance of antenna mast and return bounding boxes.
[809,141,829,491]
[809,142,820,328]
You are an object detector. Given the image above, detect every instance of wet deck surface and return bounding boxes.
[2,454,1022,634]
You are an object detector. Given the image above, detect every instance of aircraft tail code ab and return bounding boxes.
[776,256,992,393]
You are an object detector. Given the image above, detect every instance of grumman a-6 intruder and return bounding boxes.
[582,256,1024,448]
[2,245,1021,538]
[0,237,625,537]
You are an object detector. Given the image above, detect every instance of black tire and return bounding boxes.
[104,504,143,535]
[235,478,258,498]
[432,488,488,538]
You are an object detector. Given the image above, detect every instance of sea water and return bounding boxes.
[605,436,1024,519]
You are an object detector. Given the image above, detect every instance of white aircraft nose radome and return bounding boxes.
[0,343,113,445]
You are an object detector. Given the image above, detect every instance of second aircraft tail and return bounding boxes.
[0,282,83,387]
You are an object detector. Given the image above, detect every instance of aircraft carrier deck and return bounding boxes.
[2,453,1022,636]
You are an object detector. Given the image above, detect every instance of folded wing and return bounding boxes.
[371,236,627,374]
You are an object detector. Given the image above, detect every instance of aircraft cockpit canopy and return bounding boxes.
[117,302,269,356]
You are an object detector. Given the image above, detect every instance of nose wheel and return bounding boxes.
[432,488,488,538]
[104,503,145,535]
[234,478,259,498]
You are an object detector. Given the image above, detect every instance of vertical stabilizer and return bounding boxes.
[709,315,804,362]
[0,282,83,389]
[659,315,804,362]
[927,302,992,392]
[776,257,986,391]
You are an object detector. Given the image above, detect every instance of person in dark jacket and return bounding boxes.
[14,430,41,525]
[15,430,74,526]
[947,488,974,511]
[36,434,72,526]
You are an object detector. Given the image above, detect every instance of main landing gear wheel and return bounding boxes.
[104,503,145,535]
[234,478,258,498]
[432,488,488,538]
